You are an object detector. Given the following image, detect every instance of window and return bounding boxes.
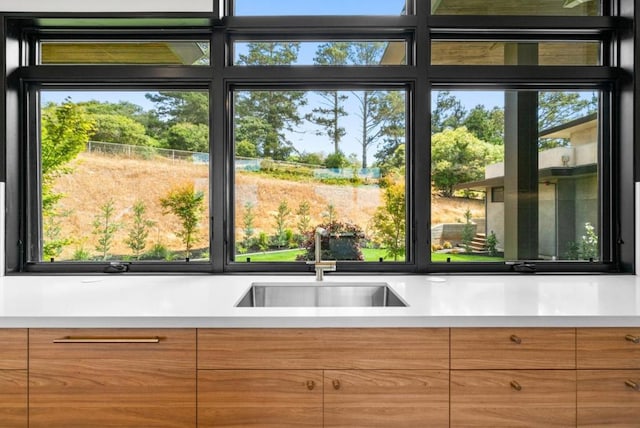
[40,40,210,65]
[233,40,407,66]
[37,90,210,264]
[232,88,407,264]
[233,0,408,16]
[3,0,631,274]
[431,41,600,66]
[430,0,601,16]
[430,89,601,263]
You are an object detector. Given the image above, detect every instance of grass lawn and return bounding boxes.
[431,252,504,262]
[236,248,502,263]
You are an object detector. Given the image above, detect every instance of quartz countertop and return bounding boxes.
[0,274,639,328]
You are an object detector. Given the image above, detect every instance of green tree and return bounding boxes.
[92,199,121,261]
[349,42,387,168]
[272,200,291,248]
[324,151,350,169]
[242,202,256,247]
[431,91,467,133]
[145,91,210,125]
[431,127,503,197]
[462,105,504,145]
[235,43,306,160]
[125,200,156,260]
[163,122,209,152]
[41,100,96,258]
[90,114,156,146]
[374,91,407,171]
[307,42,350,154]
[372,176,406,261]
[160,183,205,259]
[538,91,597,149]
[296,201,311,242]
[461,209,475,253]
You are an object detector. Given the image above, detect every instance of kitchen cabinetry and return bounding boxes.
[198,328,449,428]
[28,328,196,428]
[0,329,28,428]
[451,328,577,427]
[577,328,640,427]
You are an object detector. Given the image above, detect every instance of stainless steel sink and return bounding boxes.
[236,282,407,307]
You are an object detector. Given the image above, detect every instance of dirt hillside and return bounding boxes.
[51,152,483,259]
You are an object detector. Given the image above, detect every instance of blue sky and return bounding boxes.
[234,0,406,16]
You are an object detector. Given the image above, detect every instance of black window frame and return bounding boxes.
[1,0,634,275]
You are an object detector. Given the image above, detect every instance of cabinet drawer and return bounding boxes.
[324,370,449,428]
[451,328,575,369]
[29,328,196,428]
[198,328,448,369]
[0,370,27,428]
[198,370,323,428]
[577,328,640,369]
[578,370,640,427]
[451,370,576,427]
[0,329,27,369]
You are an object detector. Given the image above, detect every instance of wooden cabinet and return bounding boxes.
[198,328,449,428]
[577,328,640,427]
[198,370,323,428]
[451,328,576,369]
[29,328,196,428]
[577,328,640,369]
[198,328,448,369]
[451,328,576,427]
[0,329,28,428]
[577,370,640,427]
[451,370,576,427]
[324,370,449,428]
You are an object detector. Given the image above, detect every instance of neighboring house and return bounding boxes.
[455,113,598,259]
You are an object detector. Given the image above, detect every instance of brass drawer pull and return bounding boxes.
[333,379,341,390]
[53,337,161,344]
[625,380,640,391]
[510,380,522,391]
[306,380,315,391]
[510,334,522,344]
[625,335,640,344]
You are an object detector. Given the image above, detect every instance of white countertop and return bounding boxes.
[0,274,639,328]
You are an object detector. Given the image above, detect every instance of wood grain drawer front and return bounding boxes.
[0,329,27,369]
[577,328,640,369]
[0,370,27,428]
[451,328,576,369]
[198,328,448,369]
[577,370,640,427]
[324,370,449,428]
[450,370,576,427]
[29,329,196,428]
[198,370,323,428]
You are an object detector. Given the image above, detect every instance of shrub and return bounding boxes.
[296,221,365,261]
[486,231,499,257]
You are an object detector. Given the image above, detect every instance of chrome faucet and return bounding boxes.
[307,227,336,281]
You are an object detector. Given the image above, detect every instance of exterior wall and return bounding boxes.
[574,175,599,239]
[0,0,213,12]
[538,183,557,258]
[486,192,505,252]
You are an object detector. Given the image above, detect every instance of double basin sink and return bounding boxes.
[236,282,407,307]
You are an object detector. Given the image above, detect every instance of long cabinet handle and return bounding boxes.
[625,335,640,344]
[53,337,161,344]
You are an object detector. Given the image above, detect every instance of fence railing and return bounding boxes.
[85,141,380,179]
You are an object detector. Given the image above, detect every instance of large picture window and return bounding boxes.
[232,88,407,264]
[37,90,210,264]
[430,89,601,263]
[3,0,629,274]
